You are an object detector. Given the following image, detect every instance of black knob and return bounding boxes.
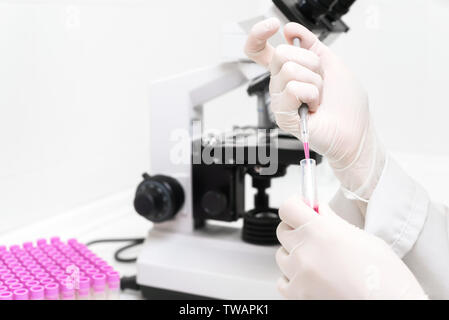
[134,173,184,223]
[201,191,228,217]
[297,0,336,22]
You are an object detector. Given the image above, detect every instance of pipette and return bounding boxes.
[293,38,318,213]
[293,38,310,159]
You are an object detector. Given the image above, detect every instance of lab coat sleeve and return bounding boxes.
[365,156,449,299]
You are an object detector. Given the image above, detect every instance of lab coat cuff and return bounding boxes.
[365,156,429,258]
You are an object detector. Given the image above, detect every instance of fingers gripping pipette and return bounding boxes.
[293,38,310,159]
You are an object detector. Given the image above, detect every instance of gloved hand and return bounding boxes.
[245,18,385,201]
[275,196,427,300]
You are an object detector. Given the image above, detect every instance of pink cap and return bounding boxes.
[46,265,61,272]
[0,291,13,300]
[60,280,75,299]
[12,266,26,274]
[56,274,70,283]
[91,273,106,292]
[0,285,8,292]
[4,279,19,286]
[39,278,54,285]
[30,267,45,275]
[29,285,44,300]
[1,273,15,280]
[0,245,6,252]
[67,238,78,245]
[36,239,47,247]
[78,276,90,290]
[9,245,20,252]
[0,266,10,274]
[50,270,65,277]
[35,272,50,280]
[0,252,13,260]
[50,237,61,245]
[44,283,59,299]
[107,271,120,289]
[22,242,33,250]
[100,265,114,273]
[15,271,30,278]
[20,275,34,283]
[24,280,41,288]
[13,288,29,300]
[4,258,18,265]
[8,283,24,291]
[7,262,21,270]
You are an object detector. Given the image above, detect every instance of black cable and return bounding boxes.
[113,239,145,263]
[86,237,145,263]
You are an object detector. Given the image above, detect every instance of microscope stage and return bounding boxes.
[136,226,283,300]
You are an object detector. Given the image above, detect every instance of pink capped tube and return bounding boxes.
[60,279,75,300]
[12,266,26,274]
[8,283,24,291]
[29,285,45,300]
[44,282,59,300]
[106,271,120,300]
[1,273,15,281]
[50,237,61,245]
[4,279,19,286]
[0,266,10,274]
[25,280,41,288]
[9,245,20,252]
[100,265,114,273]
[13,288,29,300]
[39,278,54,285]
[91,273,106,300]
[20,275,34,283]
[22,242,33,251]
[77,276,90,300]
[35,272,50,280]
[0,291,13,300]
[0,245,6,253]
[0,285,8,292]
[7,262,21,270]
[36,239,47,247]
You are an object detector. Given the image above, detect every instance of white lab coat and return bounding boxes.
[330,156,449,299]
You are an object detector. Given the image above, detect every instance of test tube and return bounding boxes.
[106,271,120,300]
[44,283,59,300]
[300,159,319,213]
[91,273,106,300]
[77,276,91,300]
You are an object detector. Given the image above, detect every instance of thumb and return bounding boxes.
[244,18,281,68]
[283,22,327,56]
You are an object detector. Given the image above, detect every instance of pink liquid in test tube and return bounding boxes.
[303,141,310,159]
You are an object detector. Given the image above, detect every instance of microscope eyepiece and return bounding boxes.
[326,0,357,22]
[297,0,337,22]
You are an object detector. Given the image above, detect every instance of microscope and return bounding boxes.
[133,0,357,299]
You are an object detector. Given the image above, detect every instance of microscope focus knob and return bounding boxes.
[134,173,184,223]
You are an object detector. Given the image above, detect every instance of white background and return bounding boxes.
[0,0,448,234]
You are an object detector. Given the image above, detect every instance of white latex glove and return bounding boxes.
[245,18,385,201]
[275,196,428,300]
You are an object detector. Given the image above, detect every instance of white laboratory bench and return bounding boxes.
[0,153,447,300]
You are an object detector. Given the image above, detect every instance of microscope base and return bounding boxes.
[136,227,282,300]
